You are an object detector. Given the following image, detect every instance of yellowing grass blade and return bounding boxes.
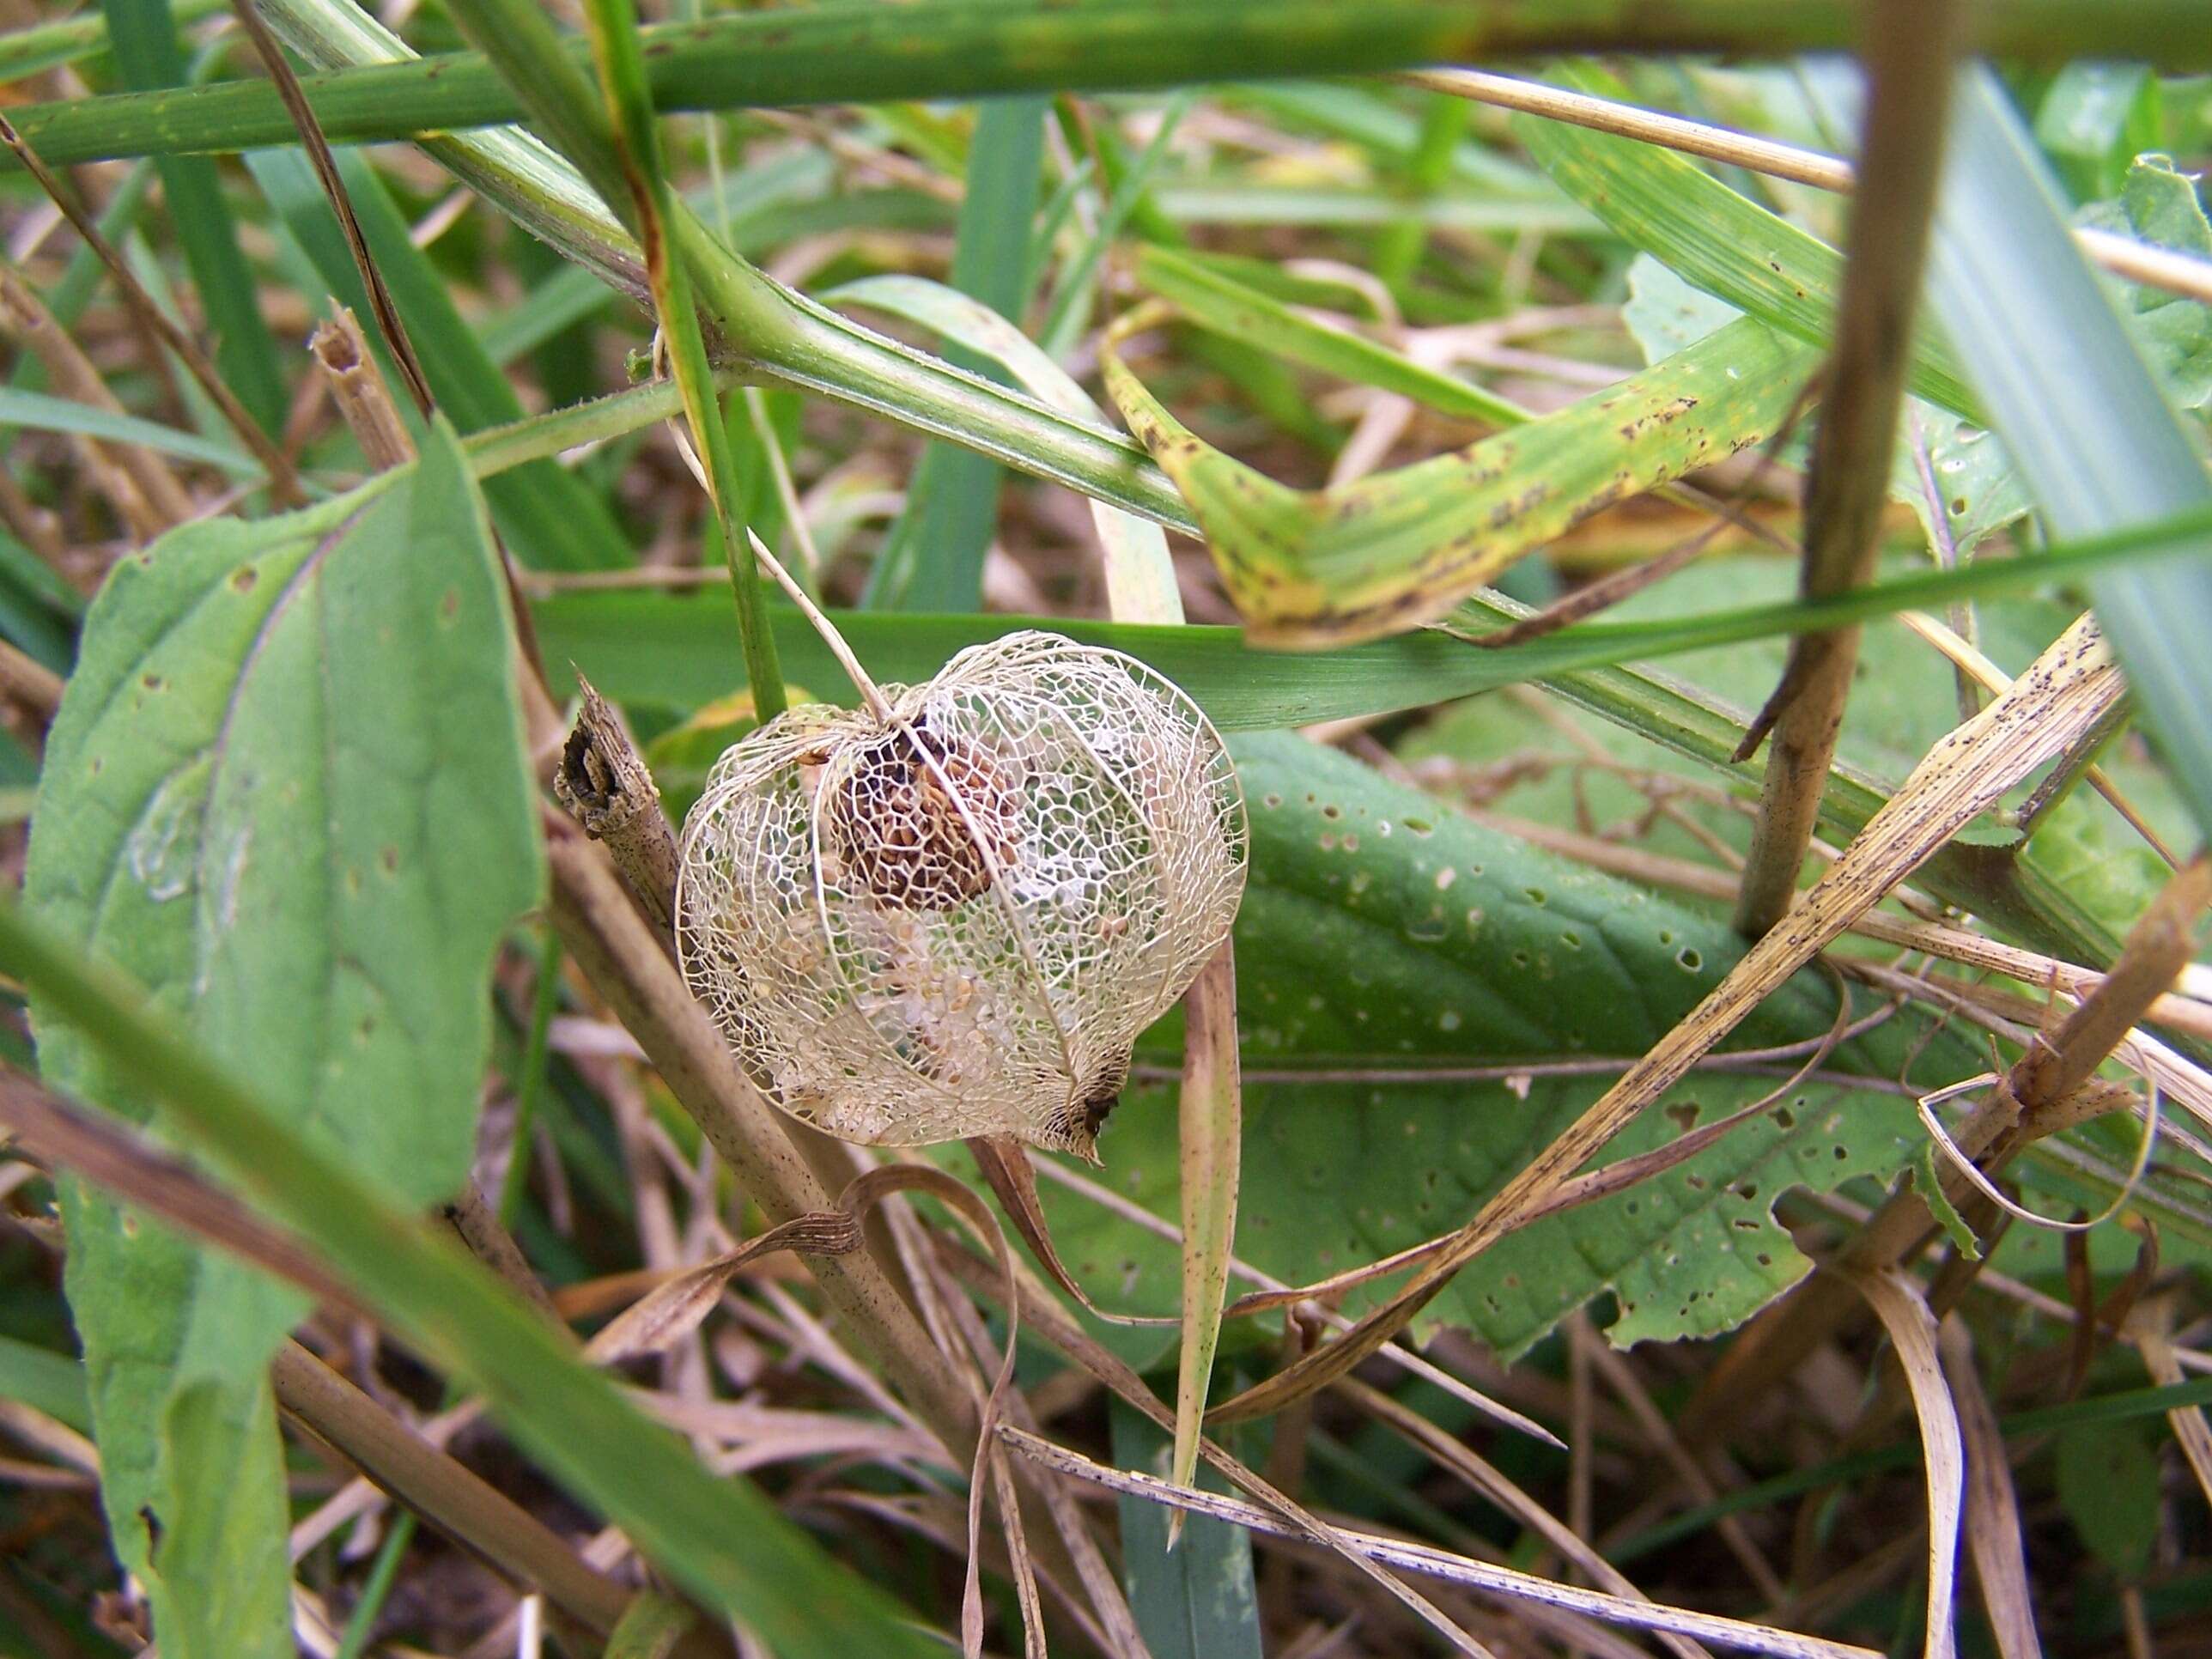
[1101,310,1814,646]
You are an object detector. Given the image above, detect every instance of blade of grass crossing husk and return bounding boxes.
[576,0,783,719]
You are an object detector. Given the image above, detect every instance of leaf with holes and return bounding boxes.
[954,734,1983,1365]
[24,422,542,1659]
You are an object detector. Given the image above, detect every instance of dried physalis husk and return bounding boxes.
[675,631,1247,1159]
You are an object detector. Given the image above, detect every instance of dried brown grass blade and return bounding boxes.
[1844,1268,1963,1659]
[2132,1293,2212,1512]
[999,1426,1879,1659]
[1337,1377,1712,1659]
[1211,613,2118,1425]
[1936,1316,2043,1659]
[933,1234,1498,1658]
[965,1134,1175,1326]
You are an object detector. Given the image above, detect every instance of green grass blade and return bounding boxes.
[868,94,1048,612]
[234,0,1200,536]
[26,422,545,1659]
[0,387,258,472]
[1040,89,1192,358]
[527,496,2209,721]
[0,894,945,1659]
[1923,66,2212,843]
[0,0,221,82]
[572,0,783,714]
[0,1334,90,1433]
[831,271,1180,618]
[1511,64,1978,419]
[1109,1399,1263,1659]
[11,3,2209,167]
[100,0,288,437]
[1133,242,1528,427]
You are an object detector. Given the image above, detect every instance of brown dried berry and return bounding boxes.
[822,715,1022,910]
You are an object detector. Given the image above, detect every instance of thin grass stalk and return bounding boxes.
[574,0,783,718]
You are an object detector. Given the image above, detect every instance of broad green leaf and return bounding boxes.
[2077,154,2212,416]
[0,898,946,1659]
[957,735,1983,1366]
[1109,1399,1262,1659]
[25,424,542,1659]
[1925,68,2212,845]
[1512,68,1979,420]
[2056,1423,2161,1577]
[2035,64,2163,201]
[1101,312,1816,643]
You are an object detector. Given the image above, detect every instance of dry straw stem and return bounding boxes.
[2130,1294,2212,1510]
[1733,0,1967,937]
[1937,1317,2044,1659]
[998,1426,1880,1659]
[0,637,64,723]
[553,674,681,936]
[1336,1376,1712,1659]
[267,1346,728,1656]
[1393,68,2212,307]
[309,309,415,471]
[228,0,436,416]
[1899,608,2177,867]
[0,112,302,504]
[1211,614,2121,1425]
[542,811,981,1462]
[1841,1268,1964,1659]
[0,261,192,537]
[434,1182,566,1328]
[1681,850,2212,1443]
[929,1237,1494,1659]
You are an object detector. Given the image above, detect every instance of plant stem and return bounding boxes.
[1732,0,1966,936]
